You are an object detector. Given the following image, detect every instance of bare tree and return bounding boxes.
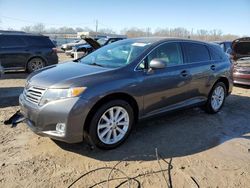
[17,23,239,41]
[98,28,115,34]
[121,27,148,38]
[21,26,32,33]
[32,23,45,33]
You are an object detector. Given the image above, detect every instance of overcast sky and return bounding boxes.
[0,0,250,36]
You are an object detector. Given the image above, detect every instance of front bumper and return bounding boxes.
[19,94,91,143]
[233,73,250,86]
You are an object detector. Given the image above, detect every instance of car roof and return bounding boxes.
[0,30,45,37]
[127,37,212,45]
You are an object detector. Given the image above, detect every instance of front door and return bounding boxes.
[141,42,193,116]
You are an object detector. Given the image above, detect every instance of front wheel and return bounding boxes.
[204,82,226,114]
[88,100,134,149]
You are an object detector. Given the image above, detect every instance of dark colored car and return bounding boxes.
[70,36,127,57]
[0,31,58,73]
[19,38,233,149]
[232,37,250,86]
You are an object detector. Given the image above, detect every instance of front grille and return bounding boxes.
[23,86,46,105]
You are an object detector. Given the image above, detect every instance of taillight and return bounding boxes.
[52,48,57,53]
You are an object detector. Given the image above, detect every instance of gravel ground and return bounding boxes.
[0,53,250,187]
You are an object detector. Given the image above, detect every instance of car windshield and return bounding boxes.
[97,38,108,46]
[80,39,152,68]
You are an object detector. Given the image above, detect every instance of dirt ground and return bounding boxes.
[0,53,250,188]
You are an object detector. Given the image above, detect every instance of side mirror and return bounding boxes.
[149,59,166,69]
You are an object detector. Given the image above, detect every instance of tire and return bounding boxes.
[88,100,134,149]
[27,57,45,73]
[204,82,226,114]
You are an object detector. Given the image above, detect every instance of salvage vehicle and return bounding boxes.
[61,39,86,51]
[232,37,250,86]
[19,38,233,149]
[0,31,58,73]
[70,36,127,58]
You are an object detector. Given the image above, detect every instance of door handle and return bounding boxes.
[211,65,216,71]
[180,70,188,77]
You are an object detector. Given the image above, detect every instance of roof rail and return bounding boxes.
[0,30,26,34]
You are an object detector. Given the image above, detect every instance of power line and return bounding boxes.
[0,15,94,27]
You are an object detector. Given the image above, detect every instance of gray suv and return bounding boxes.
[19,38,233,149]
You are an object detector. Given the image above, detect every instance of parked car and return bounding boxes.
[232,37,250,86]
[19,38,233,149]
[214,41,232,54]
[0,31,58,73]
[64,37,100,56]
[70,36,127,58]
[61,39,86,51]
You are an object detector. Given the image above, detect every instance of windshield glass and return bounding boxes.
[97,38,108,46]
[80,39,152,68]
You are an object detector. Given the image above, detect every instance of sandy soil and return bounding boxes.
[0,53,250,187]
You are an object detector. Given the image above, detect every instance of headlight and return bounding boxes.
[39,87,86,106]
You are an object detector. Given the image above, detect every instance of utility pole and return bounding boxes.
[146,27,150,37]
[95,19,98,37]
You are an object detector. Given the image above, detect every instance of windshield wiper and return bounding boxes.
[88,62,104,67]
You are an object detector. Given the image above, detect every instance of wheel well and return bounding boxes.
[26,56,47,70]
[84,93,139,133]
[215,77,229,95]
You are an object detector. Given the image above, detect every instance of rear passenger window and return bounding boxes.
[0,35,26,48]
[148,42,183,66]
[25,36,54,47]
[183,43,210,63]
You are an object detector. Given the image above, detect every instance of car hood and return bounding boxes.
[232,37,250,60]
[27,62,110,88]
[84,37,101,49]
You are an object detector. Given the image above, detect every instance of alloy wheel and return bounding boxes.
[211,85,225,111]
[97,106,129,145]
[30,58,44,71]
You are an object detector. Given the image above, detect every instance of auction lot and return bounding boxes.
[0,53,250,187]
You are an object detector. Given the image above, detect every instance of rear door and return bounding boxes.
[0,35,28,69]
[181,42,214,99]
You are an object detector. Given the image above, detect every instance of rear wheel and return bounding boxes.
[27,57,45,73]
[88,100,134,149]
[204,82,226,114]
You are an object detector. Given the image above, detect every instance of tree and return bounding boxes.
[121,27,148,38]
[21,26,32,33]
[32,23,45,33]
[98,28,115,34]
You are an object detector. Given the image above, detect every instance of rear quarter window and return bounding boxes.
[208,45,226,61]
[25,36,55,47]
[182,42,210,63]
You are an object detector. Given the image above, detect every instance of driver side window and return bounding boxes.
[147,42,183,66]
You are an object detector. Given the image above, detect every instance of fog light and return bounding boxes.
[56,123,66,134]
